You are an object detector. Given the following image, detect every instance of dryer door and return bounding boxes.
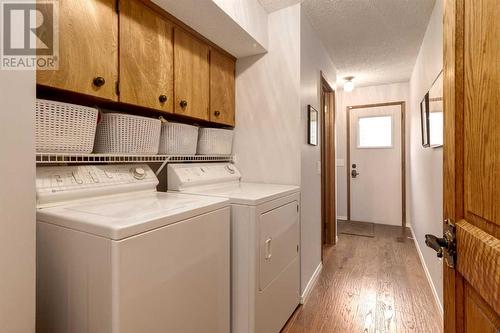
[259,200,299,291]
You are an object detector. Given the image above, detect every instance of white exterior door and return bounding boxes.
[349,104,403,226]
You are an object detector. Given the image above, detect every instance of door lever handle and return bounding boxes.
[351,170,360,178]
[425,234,447,258]
[425,220,457,268]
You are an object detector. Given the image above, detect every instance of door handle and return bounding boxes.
[425,219,456,268]
[265,237,272,260]
[424,234,446,258]
[351,169,360,178]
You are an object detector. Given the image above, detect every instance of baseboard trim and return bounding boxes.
[336,215,347,220]
[300,262,322,304]
[409,226,443,319]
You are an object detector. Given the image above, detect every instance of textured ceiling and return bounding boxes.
[301,0,436,87]
[258,0,303,12]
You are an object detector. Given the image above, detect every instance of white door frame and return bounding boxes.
[346,101,406,228]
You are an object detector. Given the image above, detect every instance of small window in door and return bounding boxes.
[357,116,393,148]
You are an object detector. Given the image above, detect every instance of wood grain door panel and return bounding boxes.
[463,0,499,231]
[37,0,118,101]
[119,0,173,112]
[210,50,235,126]
[174,28,210,121]
[443,0,500,331]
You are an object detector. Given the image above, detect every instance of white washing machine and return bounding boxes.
[36,164,231,333]
[168,163,300,333]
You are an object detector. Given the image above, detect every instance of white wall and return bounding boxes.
[0,71,36,332]
[336,82,410,220]
[153,0,268,57]
[299,9,337,296]
[213,0,269,49]
[408,0,444,312]
[233,4,301,185]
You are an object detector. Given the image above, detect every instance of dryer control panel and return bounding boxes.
[36,164,158,207]
[168,163,241,190]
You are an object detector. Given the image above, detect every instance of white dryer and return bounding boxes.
[168,163,300,333]
[36,164,231,333]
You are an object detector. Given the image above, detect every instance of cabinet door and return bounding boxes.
[37,0,118,101]
[210,50,235,126]
[119,0,173,112]
[174,28,210,120]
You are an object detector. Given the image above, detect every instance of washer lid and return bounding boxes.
[37,192,229,240]
[172,182,300,206]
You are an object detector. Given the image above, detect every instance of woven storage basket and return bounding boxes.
[94,113,161,154]
[35,99,98,153]
[159,121,198,155]
[197,128,234,155]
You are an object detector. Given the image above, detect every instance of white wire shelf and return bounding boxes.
[36,153,233,164]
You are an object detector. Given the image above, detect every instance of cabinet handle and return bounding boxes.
[214,110,221,117]
[159,95,168,103]
[93,76,106,87]
[180,100,188,108]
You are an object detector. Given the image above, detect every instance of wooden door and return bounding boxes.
[37,0,118,101]
[174,28,210,121]
[320,75,336,245]
[119,0,173,112]
[210,50,235,126]
[443,0,499,332]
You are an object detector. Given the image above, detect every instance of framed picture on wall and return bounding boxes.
[420,92,430,147]
[428,70,444,148]
[308,105,318,146]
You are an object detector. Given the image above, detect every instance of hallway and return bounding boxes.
[282,224,442,333]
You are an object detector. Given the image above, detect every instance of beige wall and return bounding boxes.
[213,0,269,49]
[299,8,337,297]
[234,4,301,185]
[408,0,444,313]
[0,70,36,332]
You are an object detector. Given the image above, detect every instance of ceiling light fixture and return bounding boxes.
[344,76,355,92]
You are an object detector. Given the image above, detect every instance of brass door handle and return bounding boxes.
[425,220,456,268]
[425,234,446,258]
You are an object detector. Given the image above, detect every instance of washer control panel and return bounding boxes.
[36,164,158,207]
[168,163,241,190]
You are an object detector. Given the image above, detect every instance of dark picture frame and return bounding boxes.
[420,92,430,147]
[308,105,318,146]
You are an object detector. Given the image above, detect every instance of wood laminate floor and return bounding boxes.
[282,223,443,333]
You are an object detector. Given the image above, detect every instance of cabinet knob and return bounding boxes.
[180,100,188,108]
[93,76,106,87]
[159,95,168,103]
[214,110,221,117]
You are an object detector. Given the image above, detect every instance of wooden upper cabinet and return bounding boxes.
[174,28,210,121]
[37,0,118,101]
[119,0,173,112]
[210,50,236,126]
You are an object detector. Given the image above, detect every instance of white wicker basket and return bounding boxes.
[94,113,161,154]
[197,128,234,155]
[159,121,198,155]
[35,99,98,153]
